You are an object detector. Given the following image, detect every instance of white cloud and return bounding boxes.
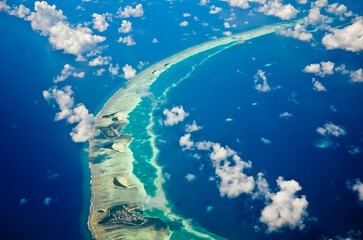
[163,106,189,126]
[43,85,74,121]
[9,4,30,18]
[322,17,363,52]
[261,137,272,145]
[88,55,111,66]
[141,191,168,210]
[122,64,136,79]
[179,133,194,150]
[254,70,270,92]
[117,4,143,18]
[277,24,313,42]
[54,64,85,83]
[200,0,210,6]
[108,63,120,76]
[303,61,335,77]
[0,0,10,12]
[180,20,189,27]
[117,35,136,46]
[137,61,149,69]
[43,86,99,142]
[209,5,222,14]
[347,145,361,155]
[260,177,308,232]
[224,22,231,28]
[68,104,98,142]
[186,120,202,132]
[95,68,105,76]
[220,0,266,10]
[196,142,255,198]
[25,1,105,56]
[183,13,191,17]
[311,0,328,8]
[185,173,196,182]
[296,0,307,4]
[316,122,346,137]
[335,64,350,75]
[152,38,159,43]
[312,78,327,91]
[347,179,363,202]
[279,112,293,119]
[92,13,109,32]
[326,3,352,17]
[258,0,299,20]
[305,7,331,27]
[118,20,132,33]
[350,69,363,83]
[252,173,272,200]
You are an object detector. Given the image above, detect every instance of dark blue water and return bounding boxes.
[153,33,363,239]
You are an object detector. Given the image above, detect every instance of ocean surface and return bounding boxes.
[1,0,363,239]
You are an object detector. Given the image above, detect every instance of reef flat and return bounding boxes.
[88,20,301,240]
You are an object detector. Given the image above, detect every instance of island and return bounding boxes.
[88,19,302,240]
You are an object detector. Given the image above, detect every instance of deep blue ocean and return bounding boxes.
[1,0,363,239]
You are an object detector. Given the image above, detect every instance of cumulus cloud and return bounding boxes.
[326,3,352,18]
[0,1,10,12]
[92,13,109,32]
[88,55,111,66]
[311,0,328,8]
[261,137,272,145]
[303,61,335,77]
[350,69,363,83]
[254,70,270,92]
[185,120,202,132]
[195,142,255,198]
[258,0,299,20]
[54,64,85,83]
[260,177,309,232]
[122,64,136,79]
[322,17,363,52]
[279,112,293,119]
[220,0,265,9]
[180,21,189,27]
[108,63,120,76]
[152,38,159,43]
[347,145,361,155]
[118,35,136,46]
[140,191,169,210]
[209,5,222,14]
[9,4,30,18]
[117,4,143,18]
[118,20,132,33]
[305,7,331,27]
[185,173,196,182]
[43,86,99,142]
[296,0,307,4]
[316,122,346,137]
[179,133,194,150]
[277,24,313,42]
[95,68,105,76]
[25,1,105,56]
[312,78,327,91]
[347,179,363,202]
[163,106,189,126]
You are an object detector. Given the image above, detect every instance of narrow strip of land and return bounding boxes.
[88,20,301,240]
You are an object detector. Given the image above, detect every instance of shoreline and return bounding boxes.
[87,20,301,240]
